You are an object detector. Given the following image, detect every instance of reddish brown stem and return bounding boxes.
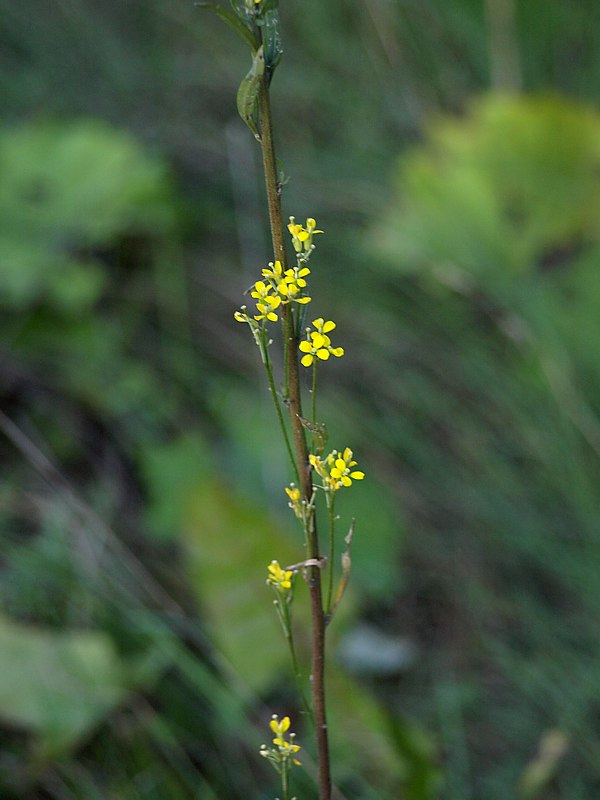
[257,76,332,800]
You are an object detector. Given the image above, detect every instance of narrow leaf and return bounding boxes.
[262,9,283,76]
[236,46,265,140]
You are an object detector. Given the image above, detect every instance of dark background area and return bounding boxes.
[2,1,600,798]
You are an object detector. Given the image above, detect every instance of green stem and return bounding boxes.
[257,69,331,800]
[262,327,300,485]
[311,363,318,439]
[282,600,314,721]
[281,762,289,800]
[325,494,335,614]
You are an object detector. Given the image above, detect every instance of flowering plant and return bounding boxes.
[204,2,365,798]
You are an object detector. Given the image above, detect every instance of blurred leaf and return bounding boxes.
[327,670,441,798]
[375,94,600,292]
[139,432,213,540]
[183,479,309,692]
[386,714,443,800]
[0,119,174,311]
[0,615,168,760]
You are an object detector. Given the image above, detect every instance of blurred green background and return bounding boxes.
[2,1,600,798]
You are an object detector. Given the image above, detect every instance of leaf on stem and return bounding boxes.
[261,9,283,77]
[236,45,265,140]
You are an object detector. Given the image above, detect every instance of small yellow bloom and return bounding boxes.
[269,715,300,764]
[270,715,291,737]
[288,215,324,254]
[250,280,282,322]
[285,483,304,520]
[310,447,365,492]
[266,560,294,591]
[234,307,251,323]
[262,260,285,282]
[260,260,311,306]
[299,318,344,367]
[263,715,302,765]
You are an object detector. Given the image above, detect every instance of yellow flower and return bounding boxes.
[270,715,291,738]
[260,715,302,766]
[260,260,312,306]
[234,306,252,323]
[299,318,344,367]
[262,260,285,282]
[288,215,324,254]
[266,560,294,591]
[285,484,304,520]
[309,447,365,492]
[250,280,282,322]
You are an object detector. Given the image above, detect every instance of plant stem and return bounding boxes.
[281,763,289,800]
[282,601,314,721]
[325,495,335,614]
[262,328,300,485]
[257,74,332,800]
[311,363,318,433]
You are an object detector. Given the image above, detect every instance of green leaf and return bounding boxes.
[183,480,310,692]
[261,9,283,76]
[236,46,265,139]
[0,615,167,760]
[196,3,259,51]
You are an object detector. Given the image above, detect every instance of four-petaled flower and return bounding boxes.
[309,447,365,492]
[288,216,323,254]
[299,318,344,367]
[266,560,294,592]
[259,715,302,766]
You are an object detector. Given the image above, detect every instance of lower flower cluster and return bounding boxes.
[259,715,302,769]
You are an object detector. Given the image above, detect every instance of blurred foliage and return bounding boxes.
[2,1,600,799]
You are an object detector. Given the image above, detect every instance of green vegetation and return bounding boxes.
[1,1,600,798]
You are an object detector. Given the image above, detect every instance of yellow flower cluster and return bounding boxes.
[259,715,302,766]
[234,214,324,325]
[261,260,312,306]
[266,560,294,592]
[288,216,323,255]
[309,447,365,492]
[234,258,312,326]
[299,318,344,367]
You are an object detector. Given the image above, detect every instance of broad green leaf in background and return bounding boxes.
[0,615,168,761]
[374,94,600,292]
[0,119,174,310]
[183,479,309,692]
